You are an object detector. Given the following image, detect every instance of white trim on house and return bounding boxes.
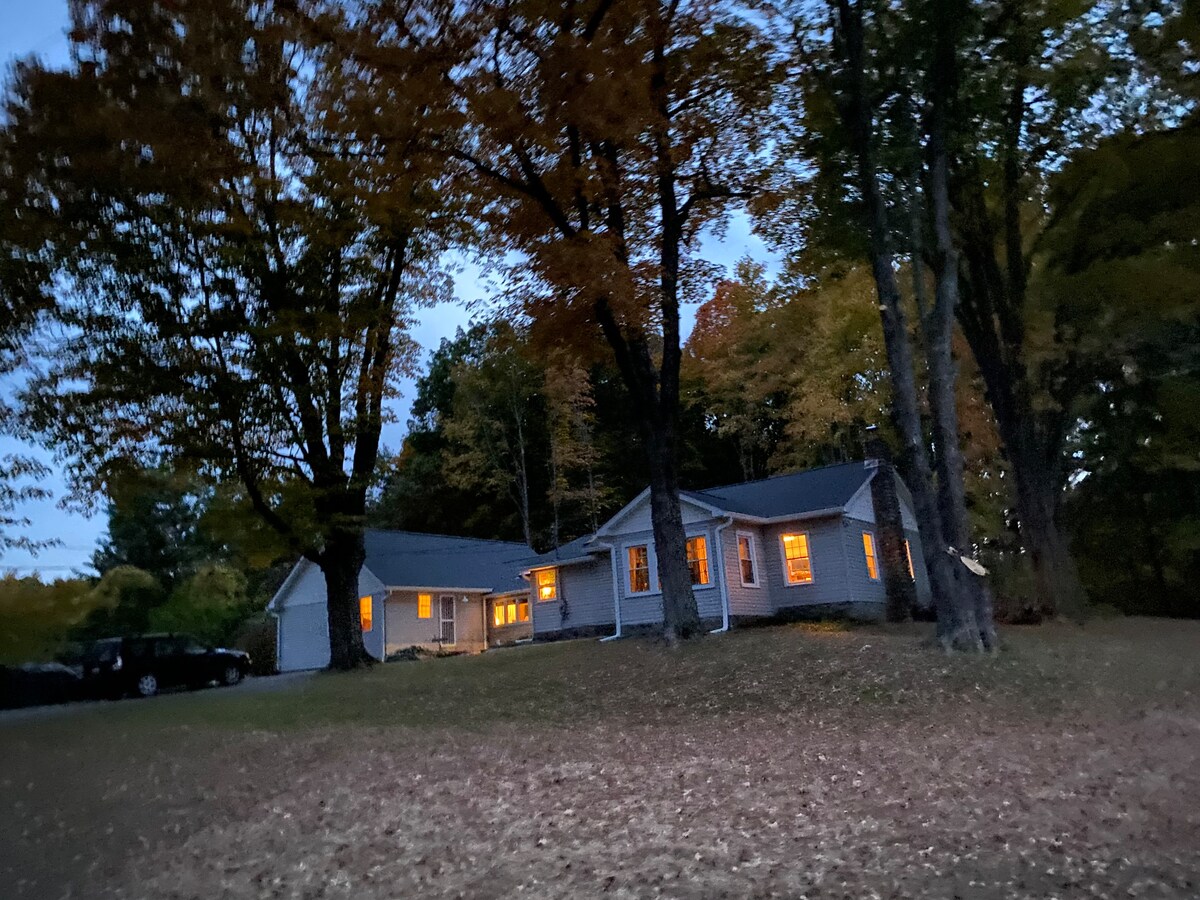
[778,530,816,587]
[385,585,497,594]
[736,530,761,588]
[686,534,712,587]
[623,541,654,595]
[600,542,623,640]
[711,517,733,632]
[862,530,881,581]
[266,557,315,611]
[594,484,854,537]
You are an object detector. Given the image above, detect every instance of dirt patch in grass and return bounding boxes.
[2,619,1198,899]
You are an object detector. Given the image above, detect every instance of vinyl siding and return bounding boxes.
[600,493,717,537]
[724,523,772,617]
[530,554,617,636]
[615,524,724,625]
[761,517,852,611]
[842,518,888,607]
[385,590,488,654]
[275,562,386,670]
[844,473,920,530]
[905,527,934,610]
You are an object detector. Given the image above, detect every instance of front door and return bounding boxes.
[439,594,456,646]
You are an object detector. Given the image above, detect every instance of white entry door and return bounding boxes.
[439,594,456,646]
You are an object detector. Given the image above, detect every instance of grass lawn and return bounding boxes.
[2,618,1198,899]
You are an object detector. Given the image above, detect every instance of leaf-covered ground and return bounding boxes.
[2,618,1198,899]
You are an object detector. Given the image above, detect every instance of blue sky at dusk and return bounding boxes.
[0,0,778,577]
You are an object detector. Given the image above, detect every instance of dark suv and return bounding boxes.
[81,634,251,698]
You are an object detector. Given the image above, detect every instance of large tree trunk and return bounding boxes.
[924,0,995,649]
[645,427,703,643]
[832,0,974,648]
[1009,440,1087,619]
[318,527,373,671]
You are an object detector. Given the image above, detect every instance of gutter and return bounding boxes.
[598,541,623,641]
[709,516,734,634]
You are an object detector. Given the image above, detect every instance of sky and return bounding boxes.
[0,0,778,579]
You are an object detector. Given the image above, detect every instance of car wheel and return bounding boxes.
[136,673,158,698]
[222,665,243,687]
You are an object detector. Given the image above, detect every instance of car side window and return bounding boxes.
[159,638,188,657]
[182,639,207,655]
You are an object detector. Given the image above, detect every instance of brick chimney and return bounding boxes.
[864,427,917,622]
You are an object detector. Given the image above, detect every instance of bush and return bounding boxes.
[232,614,277,675]
[148,564,255,646]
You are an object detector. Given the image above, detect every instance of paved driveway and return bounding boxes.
[0,670,315,725]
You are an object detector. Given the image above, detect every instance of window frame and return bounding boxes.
[417,592,432,619]
[779,531,815,586]
[736,531,759,588]
[534,568,557,602]
[862,531,880,581]
[625,544,652,595]
[685,534,711,587]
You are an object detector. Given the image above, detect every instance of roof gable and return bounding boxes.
[594,487,725,539]
[686,462,874,520]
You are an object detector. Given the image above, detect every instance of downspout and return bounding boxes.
[709,516,734,634]
[600,543,623,641]
[379,595,388,667]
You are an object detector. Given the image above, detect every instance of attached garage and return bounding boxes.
[267,531,534,672]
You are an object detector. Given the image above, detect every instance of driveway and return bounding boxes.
[0,670,315,725]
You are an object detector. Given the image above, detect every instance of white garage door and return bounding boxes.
[278,603,330,672]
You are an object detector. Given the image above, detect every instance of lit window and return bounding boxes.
[781,533,813,584]
[418,593,432,619]
[535,569,557,602]
[493,601,505,627]
[359,596,373,633]
[863,532,879,580]
[627,545,650,593]
[737,533,757,585]
[506,602,518,624]
[686,536,710,586]
[904,539,915,579]
[517,601,530,622]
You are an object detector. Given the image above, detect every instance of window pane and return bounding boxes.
[686,536,709,586]
[781,533,813,584]
[506,602,517,624]
[536,569,557,602]
[493,603,505,627]
[418,593,431,619]
[628,546,649,593]
[904,540,915,579]
[738,535,756,584]
[359,596,373,633]
[863,533,879,580]
[518,602,530,622]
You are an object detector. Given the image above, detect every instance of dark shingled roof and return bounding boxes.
[521,534,601,570]
[363,529,533,594]
[683,461,874,519]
